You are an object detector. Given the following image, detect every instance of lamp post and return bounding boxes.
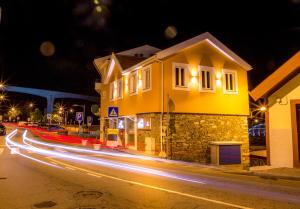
[72,104,86,126]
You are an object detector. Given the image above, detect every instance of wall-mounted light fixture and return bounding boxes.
[216,71,222,87]
[191,69,198,85]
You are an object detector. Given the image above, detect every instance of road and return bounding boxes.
[1,128,300,209]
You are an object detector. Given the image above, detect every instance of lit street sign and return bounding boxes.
[108,107,118,118]
[76,112,83,122]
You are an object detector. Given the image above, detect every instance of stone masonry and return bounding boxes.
[136,113,250,167]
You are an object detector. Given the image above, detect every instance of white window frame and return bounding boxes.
[199,66,215,93]
[172,62,190,90]
[109,82,115,101]
[223,69,238,94]
[129,71,138,96]
[142,65,152,92]
[109,79,123,101]
[116,78,123,99]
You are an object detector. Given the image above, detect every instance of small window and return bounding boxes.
[109,79,122,101]
[109,82,114,100]
[199,67,214,92]
[116,78,123,99]
[223,70,238,94]
[142,66,151,91]
[129,71,138,95]
[172,63,189,89]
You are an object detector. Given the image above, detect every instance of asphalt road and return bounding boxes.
[1,128,300,209]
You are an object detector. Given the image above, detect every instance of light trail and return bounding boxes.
[5,129,253,208]
[18,129,206,184]
[5,130,62,169]
[23,133,166,162]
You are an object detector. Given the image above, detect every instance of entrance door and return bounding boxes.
[125,117,136,148]
[291,100,300,167]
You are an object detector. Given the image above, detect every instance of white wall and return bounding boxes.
[269,78,300,168]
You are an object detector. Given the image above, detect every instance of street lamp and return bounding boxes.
[72,104,86,125]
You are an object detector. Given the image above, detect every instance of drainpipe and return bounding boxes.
[156,58,166,157]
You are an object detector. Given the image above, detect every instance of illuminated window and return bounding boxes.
[137,117,151,129]
[109,82,115,101]
[223,69,238,94]
[172,63,189,89]
[118,118,125,129]
[109,79,123,101]
[142,66,151,92]
[129,71,138,95]
[199,66,215,92]
[116,78,123,99]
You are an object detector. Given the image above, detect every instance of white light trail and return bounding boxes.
[5,130,61,169]
[23,132,166,162]
[18,130,206,184]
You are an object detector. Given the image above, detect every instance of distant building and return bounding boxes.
[250,51,300,168]
[94,32,252,166]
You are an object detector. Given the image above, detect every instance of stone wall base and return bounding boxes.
[136,113,249,167]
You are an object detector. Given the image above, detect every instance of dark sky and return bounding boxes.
[1,0,300,95]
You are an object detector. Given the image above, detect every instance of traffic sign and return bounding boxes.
[108,107,118,118]
[76,112,83,121]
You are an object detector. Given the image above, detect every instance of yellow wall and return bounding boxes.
[268,74,300,168]
[100,41,249,117]
[162,41,249,115]
[100,62,162,117]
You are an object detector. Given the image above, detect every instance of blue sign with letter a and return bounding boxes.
[108,107,119,118]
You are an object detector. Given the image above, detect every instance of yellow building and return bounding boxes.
[250,51,300,168]
[94,32,252,166]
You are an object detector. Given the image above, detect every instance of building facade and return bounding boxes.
[250,51,300,168]
[94,32,252,167]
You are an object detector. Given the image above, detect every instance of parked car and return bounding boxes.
[0,123,6,136]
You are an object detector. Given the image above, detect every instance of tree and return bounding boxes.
[8,108,21,120]
[30,108,43,122]
[91,104,100,116]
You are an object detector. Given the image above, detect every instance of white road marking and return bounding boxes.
[50,159,252,209]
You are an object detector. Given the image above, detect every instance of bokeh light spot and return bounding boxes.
[40,41,55,57]
[95,5,102,13]
[164,26,177,39]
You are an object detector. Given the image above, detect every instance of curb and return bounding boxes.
[222,170,300,181]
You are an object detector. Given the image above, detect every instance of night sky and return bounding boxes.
[0,0,300,95]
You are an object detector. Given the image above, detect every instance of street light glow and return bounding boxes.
[259,106,267,112]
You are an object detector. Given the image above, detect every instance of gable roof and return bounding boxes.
[156,32,252,71]
[115,54,147,69]
[250,51,300,101]
[93,45,161,78]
